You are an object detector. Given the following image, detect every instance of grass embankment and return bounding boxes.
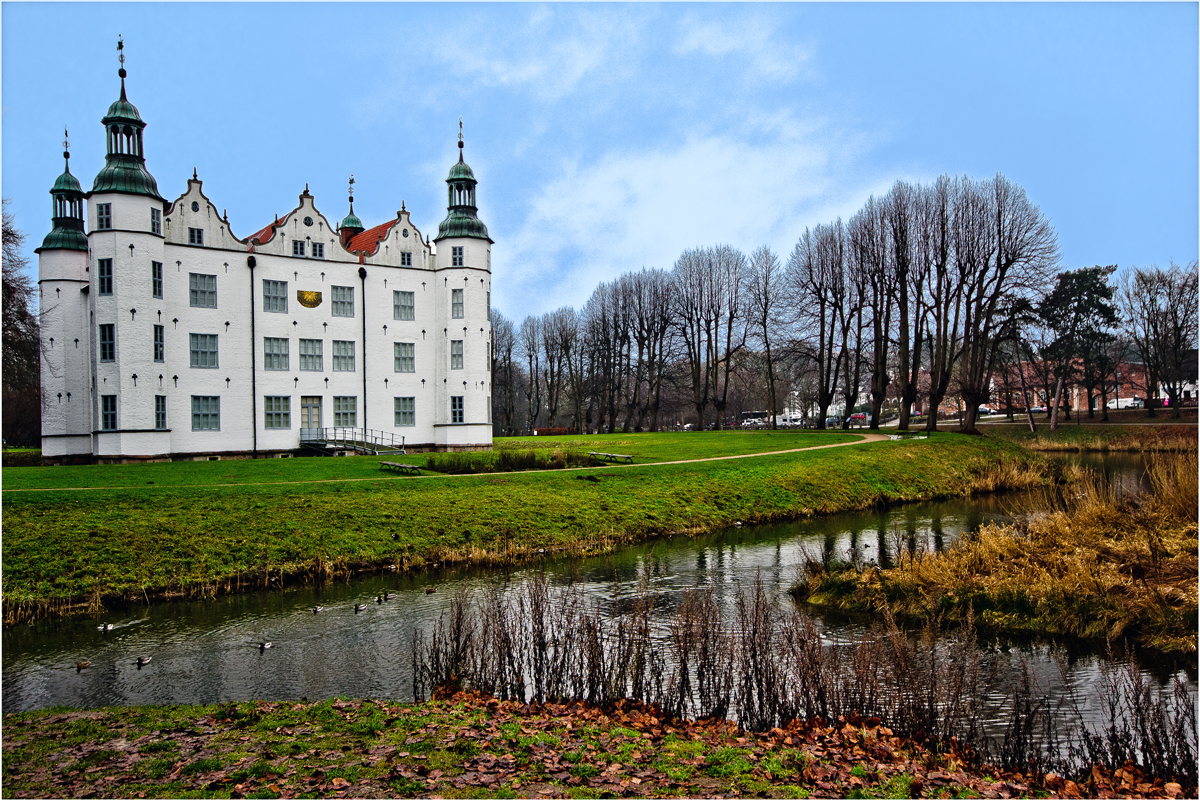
[5,692,1181,800]
[429,431,860,474]
[2,433,1040,625]
[984,423,1197,452]
[794,451,1199,653]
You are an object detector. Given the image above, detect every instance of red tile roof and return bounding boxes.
[344,219,397,256]
[248,214,287,246]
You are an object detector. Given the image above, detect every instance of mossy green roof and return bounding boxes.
[92,159,163,199]
[437,210,491,242]
[38,226,88,252]
[103,96,144,125]
[448,160,476,181]
[52,170,83,194]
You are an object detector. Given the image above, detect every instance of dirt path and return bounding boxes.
[2,433,892,493]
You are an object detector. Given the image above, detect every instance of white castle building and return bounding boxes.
[38,47,493,463]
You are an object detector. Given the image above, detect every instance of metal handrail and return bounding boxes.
[300,427,405,454]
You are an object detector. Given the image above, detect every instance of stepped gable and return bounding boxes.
[247,214,289,247]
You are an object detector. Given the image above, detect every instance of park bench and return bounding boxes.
[588,451,634,464]
[379,461,421,475]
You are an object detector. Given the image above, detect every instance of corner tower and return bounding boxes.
[86,37,170,460]
[433,120,493,450]
[38,130,93,459]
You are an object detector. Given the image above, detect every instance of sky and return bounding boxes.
[3,3,1197,323]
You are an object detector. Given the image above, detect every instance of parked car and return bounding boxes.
[825,417,840,428]
[977,405,996,415]
[1029,405,1047,414]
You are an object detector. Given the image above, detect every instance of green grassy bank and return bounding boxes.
[2,433,1040,625]
[983,423,1197,452]
[4,692,1107,801]
[794,451,1199,653]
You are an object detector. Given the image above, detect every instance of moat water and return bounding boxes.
[4,452,1194,746]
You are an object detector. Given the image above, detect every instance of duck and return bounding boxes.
[311,606,324,614]
[135,656,152,668]
[375,595,384,604]
[258,642,273,651]
[354,603,367,613]
[76,661,91,672]
[97,623,114,632]
[424,586,436,595]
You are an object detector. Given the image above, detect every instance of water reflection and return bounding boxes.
[4,453,1192,728]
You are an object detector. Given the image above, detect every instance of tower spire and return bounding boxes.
[458,116,464,162]
[339,173,364,245]
[117,35,127,99]
[62,126,71,172]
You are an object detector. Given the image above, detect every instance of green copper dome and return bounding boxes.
[103,95,144,124]
[92,159,163,198]
[39,226,88,252]
[37,157,88,253]
[437,211,490,241]
[52,169,83,194]
[341,212,363,231]
[448,160,475,181]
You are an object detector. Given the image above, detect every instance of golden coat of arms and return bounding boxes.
[297,290,322,308]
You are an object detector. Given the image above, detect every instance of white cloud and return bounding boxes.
[495,119,888,318]
[673,15,813,82]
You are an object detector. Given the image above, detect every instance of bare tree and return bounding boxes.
[673,248,717,430]
[746,246,784,427]
[848,200,889,429]
[3,199,41,445]
[490,311,518,436]
[540,307,573,427]
[709,245,748,430]
[955,174,1059,433]
[1120,261,1200,418]
[786,223,847,429]
[921,176,964,433]
[884,181,929,431]
[518,315,543,433]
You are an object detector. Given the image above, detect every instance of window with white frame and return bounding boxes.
[99,324,115,361]
[331,285,354,317]
[452,246,463,267]
[151,207,162,236]
[292,240,305,257]
[395,397,415,426]
[152,261,163,298]
[98,259,113,295]
[401,251,412,266]
[451,339,463,370]
[394,342,415,373]
[332,340,355,372]
[333,396,356,427]
[487,341,491,371]
[452,288,464,319]
[312,242,325,259]
[97,203,112,230]
[264,396,290,429]
[101,395,117,430]
[154,324,165,362]
[488,396,492,424]
[299,338,322,371]
[189,333,218,368]
[188,227,204,246]
[262,279,287,313]
[264,337,289,370]
[394,290,415,320]
[155,395,167,430]
[189,273,216,307]
[451,395,464,424]
[191,395,220,430]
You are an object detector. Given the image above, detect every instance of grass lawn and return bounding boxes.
[983,423,1196,451]
[2,430,858,491]
[2,432,1041,624]
[1,691,1081,800]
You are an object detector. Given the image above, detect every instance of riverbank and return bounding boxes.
[2,690,1187,799]
[2,433,1042,626]
[793,450,1199,653]
[982,423,1196,452]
